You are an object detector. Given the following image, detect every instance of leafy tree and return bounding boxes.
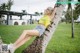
[35,12,40,15]
[40,12,43,15]
[74,4,80,18]
[65,0,80,23]
[7,0,13,11]
[0,3,7,11]
[0,0,13,18]
[0,3,7,18]
[65,0,72,23]
[0,0,13,11]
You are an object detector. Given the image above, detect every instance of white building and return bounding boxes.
[0,15,28,25]
[74,15,80,23]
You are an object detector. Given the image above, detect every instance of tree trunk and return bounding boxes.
[22,5,65,53]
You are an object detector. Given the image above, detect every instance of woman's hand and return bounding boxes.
[50,7,57,20]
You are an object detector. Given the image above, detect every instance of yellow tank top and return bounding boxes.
[39,15,51,28]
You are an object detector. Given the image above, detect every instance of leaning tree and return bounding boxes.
[22,0,65,53]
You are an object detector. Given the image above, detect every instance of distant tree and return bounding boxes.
[0,0,13,11]
[35,12,43,16]
[0,3,7,11]
[22,10,26,13]
[65,0,72,23]
[0,0,13,18]
[0,3,7,18]
[40,12,43,15]
[65,0,80,23]
[74,4,80,18]
[7,0,13,11]
[35,12,40,15]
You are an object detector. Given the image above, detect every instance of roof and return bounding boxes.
[0,10,37,16]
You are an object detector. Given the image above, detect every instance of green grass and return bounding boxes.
[0,24,36,53]
[45,23,80,53]
[0,23,80,53]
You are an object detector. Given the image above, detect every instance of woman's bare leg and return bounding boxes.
[14,35,32,50]
[13,30,39,50]
[13,30,29,46]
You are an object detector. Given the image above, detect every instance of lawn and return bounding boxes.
[0,23,80,53]
[46,23,80,53]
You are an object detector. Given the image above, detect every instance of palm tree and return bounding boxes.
[40,12,43,15]
[22,0,65,53]
[0,0,13,11]
[7,0,13,11]
[66,0,80,38]
[0,3,7,18]
[65,0,72,23]
[65,0,80,22]
[0,0,13,25]
[0,3,7,11]
[35,12,40,15]
[75,4,80,17]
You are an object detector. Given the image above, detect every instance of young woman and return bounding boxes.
[7,7,57,53]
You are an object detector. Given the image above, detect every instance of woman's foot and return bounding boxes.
[2,44,8,51]
[2,44,15,53]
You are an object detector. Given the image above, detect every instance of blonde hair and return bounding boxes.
[46,7,53,15]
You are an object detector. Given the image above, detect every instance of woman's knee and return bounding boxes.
[23,30,28,35]
[23,30,39,36]
[23,30,31,35]
[23,30,27,32]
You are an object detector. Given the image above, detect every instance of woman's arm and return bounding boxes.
[50,7,57,20]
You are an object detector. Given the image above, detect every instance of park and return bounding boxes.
[0,0,80,53]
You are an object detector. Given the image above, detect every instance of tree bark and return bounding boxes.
[22,5,65,53]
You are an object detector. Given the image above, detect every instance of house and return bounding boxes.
[74,15,80,23]
[0,11,40,25]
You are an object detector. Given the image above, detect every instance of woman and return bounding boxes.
[7,7,57,53]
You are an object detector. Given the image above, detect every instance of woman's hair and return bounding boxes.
[46,7,54,15]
